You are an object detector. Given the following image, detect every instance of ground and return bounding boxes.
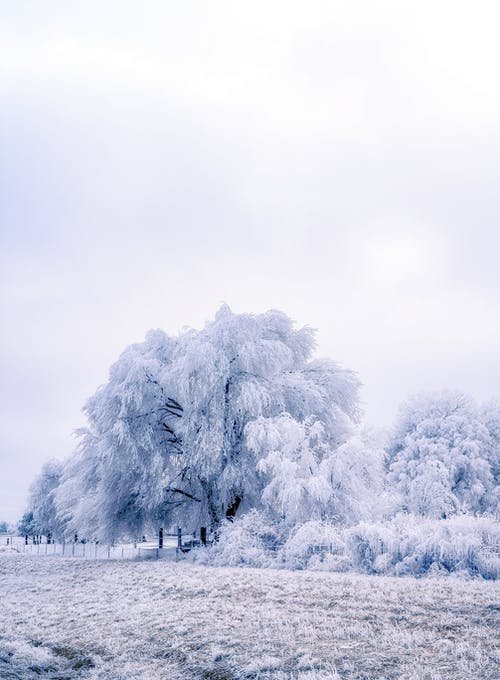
[0,554,498,679]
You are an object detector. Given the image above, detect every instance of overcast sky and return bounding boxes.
[1,1,499,523]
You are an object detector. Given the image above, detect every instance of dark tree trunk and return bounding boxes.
[208,499,220,528]
[200,478,220,529]
[225,495,242,521]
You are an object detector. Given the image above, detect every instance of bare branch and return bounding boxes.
[165,487,201,503]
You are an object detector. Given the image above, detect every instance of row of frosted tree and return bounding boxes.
[20,307,499,575]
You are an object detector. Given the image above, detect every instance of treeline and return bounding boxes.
[20,308,499,576]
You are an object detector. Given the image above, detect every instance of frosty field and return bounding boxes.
[0,554,498,679]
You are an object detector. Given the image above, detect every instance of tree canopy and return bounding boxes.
[386,391,499,518]
[55,306,362,540]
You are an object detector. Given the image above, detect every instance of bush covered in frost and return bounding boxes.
[193,512,499,579]
[191,510,280,568]
[345,515,499,578]
[278,521,347,571]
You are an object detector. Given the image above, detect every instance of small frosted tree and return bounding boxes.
[481,399,500,484]
[386,391,499,518]
[20,460,64,539]
[56,306,362,541]
[18,512,36,538]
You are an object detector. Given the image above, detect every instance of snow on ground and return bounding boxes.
[0,554,498,679]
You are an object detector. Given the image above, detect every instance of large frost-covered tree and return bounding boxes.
[386,391,499,518]
[56,306,362,540]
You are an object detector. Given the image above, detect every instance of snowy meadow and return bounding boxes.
[1,553,499,680]
[7,307,498,678]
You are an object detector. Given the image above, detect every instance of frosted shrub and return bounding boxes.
[192,510,279,568]
[190,511,499,579]
[345,515,499,579]
[343,521,397,574]
[194,512,499,579]
[279,521,347,571]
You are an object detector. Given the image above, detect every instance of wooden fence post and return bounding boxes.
[158,527,163,549]
[200,526,207,546]
[177,527,182,550]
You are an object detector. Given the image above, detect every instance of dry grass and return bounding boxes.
[0,554,498,679]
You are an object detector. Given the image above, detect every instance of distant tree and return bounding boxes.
[481,399,500,484]
[386,391,499,518]
[27,460,64,538]
[56,306,362,541]
[18,511,36,537]
[0,521,9,533]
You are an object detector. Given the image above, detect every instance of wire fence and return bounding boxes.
[0,533,198,560]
